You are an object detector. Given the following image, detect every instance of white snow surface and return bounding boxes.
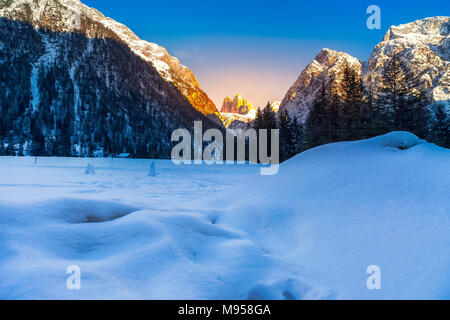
[0,132,449,299]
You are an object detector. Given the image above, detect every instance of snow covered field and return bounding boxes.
[0,132,449,299]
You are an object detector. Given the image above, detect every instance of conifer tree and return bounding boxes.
[30,117,46,156]
[261,102,278,130]
[279,110,296,161]
[253,107,263,130]
[338,61,365,140]
[378,53,432,137]
[4,143,15,156]
[431,103,450,148]
[291,116,304,154]
[305,84,331,149]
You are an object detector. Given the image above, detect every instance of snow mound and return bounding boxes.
[368,131,424,150]
[206,132,450,299]
[0,197,323,299]
[85,163,96,175]
[0,199,138,225]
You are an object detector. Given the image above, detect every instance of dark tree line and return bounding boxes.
[252,103,302,163]
[0,18,217,158]
[252,54,449,163]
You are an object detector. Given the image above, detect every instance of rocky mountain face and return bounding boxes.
[280,16,450,121]
[220,113,253,128]
[0,0,221,122]
[0,0,220,157]
[220,95,281,128]
[220,94,256,128]
[220,92,280,125]
[366,16,449,102]
[221,94,255,115]
[280,48,362,121]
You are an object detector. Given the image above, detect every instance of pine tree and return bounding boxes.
[380,53,409,112]
[291,116,304,153]
[30,117,46,156]
[305,84,331,149]
[261,102,278,130]
[338,61,365,140]
[431,103,450,148]
[362,88,381,137]
[4,142,15,156]
[327,91,340,142]
[17,144,24,156]
[378,53,432,137]
[57,122,72,156]
[253,107,263,130]
[279,110,296,161]
[262,102,278,158]
[405,90,431,138]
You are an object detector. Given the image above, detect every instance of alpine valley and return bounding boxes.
[0,0,449,301]
[0,0,448,157]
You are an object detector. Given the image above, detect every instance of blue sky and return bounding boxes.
[83,0,449,107]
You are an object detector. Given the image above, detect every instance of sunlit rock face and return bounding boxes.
[221,94,255,115]
[220,95,281,128]
[366,16,449,104]
[220,94,256,127]
[280,16,450,121]
[0,0,221,123]
[279,48,362,121]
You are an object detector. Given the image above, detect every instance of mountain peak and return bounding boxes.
[382,16,449,43]
[0,0,220,119]
[315,48,361,68]
[280,16,449,121]
[279,48,362,121]
[221,94,254,114]
[368,16,449,102]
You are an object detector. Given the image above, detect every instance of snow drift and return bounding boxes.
[209,132,450,299]
[0,132,448,299]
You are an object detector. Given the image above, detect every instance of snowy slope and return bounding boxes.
[0,0,220,119]
[220,112,253,128]
[0,0,221,158]
[0,132,449,299]
[212,132,450,299]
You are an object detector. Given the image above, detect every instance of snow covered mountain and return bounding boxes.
[0,0,220,157]
[366,16,449,102]
[220,93,257,128]
[220,113,253,129]
[220,94,281,128]
[280,48,362,121]
[221,93,256,116]
[0,0,221,121]
[280,16,450,120]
